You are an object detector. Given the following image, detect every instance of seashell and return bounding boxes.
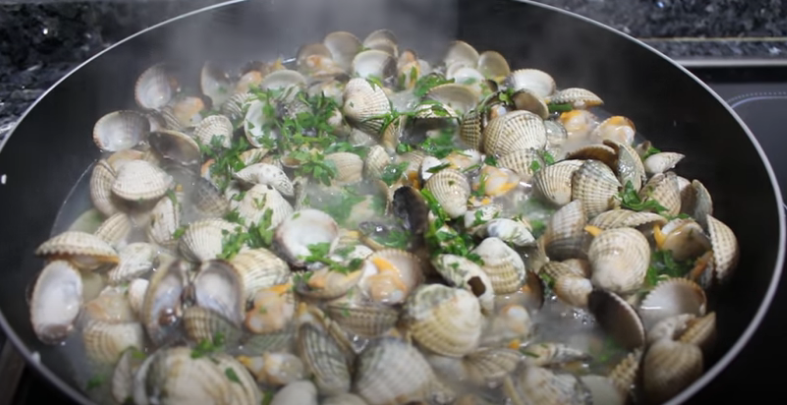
[91,160,120,217]
[145,347,234,405]
[234,163,294,197]
[260,69,307,91]
[656,218,711,261]
[146,195,180,250]
[706,215,739,283]
[474,165,519,198]
[160,96,206,130]
[681,180,713,229]
[148,129,202,166]
[200,62,232,106]
[134,63,177,110]
[83,286,135,323]
[445,149,482,172]
[588,209,666,230]
[566,144,617,168]
[448,66,487,93]
[522,342,591,367]
[444,40,479,68]
[193,115,233,149]
[127,278,148,318]
[560,109,598,138]
[640,172,681,216]
[297,267,363,300]
[459,109,483,150]
[359,249,424,304]
[179,218,238,262]
[354,337,437,405]
[270,380,318,405]
[463,348,521,388]
[517,367,588,405]
[647,314,696,344]
[111,159,173,203]
[554,275,593,308]
[678,312,716,352]
[588,289,645,350]
[230,248,290,301]
[642,338,703,404]
[36,231,119,270]
[580,375,626,405]
[609,349,642,395]
[275,209,339,267]
[107,149,146,172]
[352,49,396,81]
[364,145,391,180]
[30,261,83,344]
[107,242,157,285]
[472,237,526,294]
[245,283,295,334]
[237,184,293,229]
[324,31,362,70]
[511,89,549,119]
[497,148,541,181]
[363,29,399,56]
[239,148,270,166]
[297,322,352,396]
[243,98,279,148]
[424,169,471,218]
[237,352,305,386]
[190,177,230,220]
[297,46,345,78]
[142,260,187,346]
[325,298,399,338]
[547,87,604,109]
[213,354,262,405]
[572,159,621,218]
[603,139,647,192]
[543,200,588,260]
[483,110,547,156]
[538,260,591,280]
[644,152,685,175]
[463,204,502,230]
[432,254,495,313]
[638,278,707,331]
[183,306,242,345]
[82,320,144,364]
[111,348,146,404]
[94,212,133,249]
[590,116,636,145]
[343,78,391,135]
[589,227,650,293]
[325,152,364,185]
[476,50,510,81]
[403,284,483,357]
[483,303,533,346]
[323,393,368,405]
[93,110,150,152]
[503,69,556,98]
[194,260,245,325]
[533,159,584,206]
[425,83,479,115]
[221,92,254,121]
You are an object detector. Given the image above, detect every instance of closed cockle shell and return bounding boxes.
[82,320,145,364]
[588,209,666,230]
[643,339,703,405]
[604,139,647,192]
[497,148,542,181]
[237,184,293,228]
[460,109,484,150]
[145,347,234,405]
[193,114,233,149]
[483,110,546,156]
[589,227,650,293]
[148,129,202,167]
[424,169,471,219]
[94,212,133,249]
[503,69,556,98]
[425,83,479,115]
[325,152,364,185]
[588,289,646,350]
[297,322,351,396]
[640,172,681,217]
[343,78,391,135]
[533,159,584,206]
[230,248,291,302]
[234,163,295,197]
[472,237,526,294]
[146,195,180,250]
[36,231,119,270]
[30,260,83,344]
[572,159,621,218]
[554,275,593,308]
[364,145,391,179]
[190,177,230,220]
[111,160,173,202]
[638,278,707,331]
[183,306,242,346]
[547,87,603,109]
[706,215,739,283]
[644,152,685,175]
[83,286,135,323]
[178,218,239,262]
[543,200,588,260]
[463,348,521,388]
[93,110,150,152]
[590,116,636,145]
[134,63,177,110]
[516,367,588,405]
[354,337,437,405]
[432,254,495,313]
[90,160,120,217]
[325,298,399,338]
[111,348,145,404]
[214,354,262,405]
[194,260,245,325]
[403,284,483,357]
[609,349,642,396]
[107,242,157,285]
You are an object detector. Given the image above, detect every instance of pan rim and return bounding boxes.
[0,1,783,404]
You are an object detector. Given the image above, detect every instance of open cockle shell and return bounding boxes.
[323,31,362,70]
[359,249,424,305]
[237,184,293,229]
[604,139,647,191]
[30,260,83,344]
[142,260,187,346]
[424,168,471,219]
[111,159,173,202]
[547,87,604,109]
[325,297,399,338]
[193,114,233,149]
[200,61,232,106]
[521,342,591,368]
[644,152,685,175]
[94,212,133,249]
[475,217,532,246]
[148,129,202,167]
[179,218,238,262]
[260,69,307,91]
[543,200,588,260]
[325,152,365,185]
[503,69,556,98]
[425,83,479,115]
[444,40,479,68]
[230,248,291,302]
[533,159,584,206]
[657,218,712,261]
[354,337,437,405]
[270,380,318,405]
[679,312,717,352]
[107,242,157,285]
[638,278,707,331]
[90,159,120,217]
[135,63,178,110]
[274,209,340,267]
[234,163,294,197]
[609,348,642,396]
[589,227,650,294]
[706,214,739,283]
[352,49,397,82]
[588,289,646,350]
[82,320,145,364]
[516,366,588,405]
[36,231,119,270]
[588,209,666,230]
[237,351,305,386]
[590,116,636,145]
[147,194,180,250]
[145,347,234,405]
[93,110,150,152]
[554,275,593,308]
[483,110,547,156]
[681,180,713,229]
[640,171,681,217]
[472,237,527,294]
[194,259,245,325]
[363,28,399,56]
[477,50,510,81]
[342,77,391,135]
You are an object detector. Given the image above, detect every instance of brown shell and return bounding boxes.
[588,289,645,350]
[642,339,703,404]
[543,200,588,260]
[706,215,739,283]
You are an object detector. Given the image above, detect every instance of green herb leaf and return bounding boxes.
[380,161,410,186]
[321,187,367,225]
[261,390,275,405]
[166,189,178,206]
[541,151,556,166]
[547,102,574,113]
[172,225,188,239]
[369,229,412,249]
[483,155,498,167]
[191,332,226,358]
[643,145,662,160]
[225,367,241,384]
[472,173,488,198]
[426,163,452,174]
[529,160,542,173]
[420,128,457,159]
[86,375,104,390]
[413,74,455,97]
[529,219,546,238]
[396,143,413,153]
[644,249,695,288]
[618,181,667,213]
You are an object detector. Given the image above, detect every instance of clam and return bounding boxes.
[642,338,703,404]
[237,184,293,228]
[503,69,556,98]
[144,347,234,405]
[260,69,307,91]
[243,99,278,148]
[325,296,399,338]
[604,139,647,192]
[655,218,712,261]
[448,66,487,94]
[160,96,206,129]
[644,152,685,175]
[483,303,533,346]
[572,159,622,218]
[483,110,547,156]
[194,260,245,325]
[237,352,305,386]
[432,254,495,313]
[190,177,230,220]
[141,260,187,346]
[554,275,593,308]
[297,267,363,300]
[200,62,232,106]
[679,312,717,352]
[352,49,396,82]
[324,31,362,70]
[588,289,645,350]
[533,159,584,206]
[425,83,479,115]
[323,394,368,405]
[706,214,739,283]
[445,149,483,172]
[444,40,479,68]
[149,129,202,166]
[543,200,588,260]
[590,116,636,145]
[83,286,135,323]
[538,260,591,280]
[193,115,233,149]
[463,204,502,231]
[342,78,391,135]
[472,237,526,294]
[270,380,318,405]
[363,29,399,56]
[403,284,483,357]
[111,159,174,202]
[94,212,133,249]
[111,348,146,404]
[106,149,146,171]
[364,145,391,180]
[547,87,604,109]
[589,227,650,293]
[511,89,549,118]
[588,209,666,230]
[477,50,510,81]
[93,110,150,152]
[233,163,294,196]
[609,348,642,396]
[516,366,588,405]
[82,320,145,364]
[134,63,177,110]
[230,248,290,302]
[29,261,83,344]
[36,231,119,270]
[496,148,542,181]
[463,348,522,388]
[521,342,591,367]
[274,209,339,267]
[245,283,295,334]
[215,354,262,405]
[459,109,484,150]
[639,278,707,331]
[392,186,429,236]
[90,159,120,216]
[325,152,364,185]
[565,144,617,168]
[359,249,424,305]
[107,242,157,285]
[127,278,148,318]
[183,305,242,346]
[640,172,681,217]
[424,169,471,219]
[297,322,352,396]
[681,180,713,229]
[475,165,519,198]
[147,194,180,250]
[179,218,238,262]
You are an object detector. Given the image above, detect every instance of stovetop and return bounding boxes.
[1,62,786,405]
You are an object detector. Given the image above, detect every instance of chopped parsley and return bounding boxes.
[413,74,455,97]
[618,180,667,213]
[396,143,414,153]
[261,390,275,405]
[172,225,187,239]
[225,367,241,384]
[219,209,275,259]
[321,187,367,225]
[325,141,369,158]
[540,151,556,166]
[299,243,364,274]
[370,229,412,249]
[288,149,338,186]
[197,136,250,192]
[530,160,542,173]
[547,102,574,113]
[86,375,104,390]
[642,145,662,160]
[483,155,498,167]
[644,249,695,288]
[539,272,556,289]
[420,129,457,159]
[529,219,546,238]
[166,189,178,206]
[380,161,410,186]
[471,210,488,227]
[426,163,452,174]
[472,173,488,198]
[191,332,226,358]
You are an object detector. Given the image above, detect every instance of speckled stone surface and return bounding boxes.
[0,0,786,140]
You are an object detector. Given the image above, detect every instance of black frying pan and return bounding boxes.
[0,0,783,404]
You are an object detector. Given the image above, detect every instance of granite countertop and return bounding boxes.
[1,0,786,140]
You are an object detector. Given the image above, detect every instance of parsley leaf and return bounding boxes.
[618,181,667,213]
[321,187,367,225]
[225,367,241,384]
[191,332,226,358]
[643,145,662,160]
[413,74,455,97]
[483,155,498,167]
[644,250,695,288]
[547,102,574,113]
[289,150,338,186]
[369,229,412,249]
[380,162,410,186]
[426,163,452,174]
[420,129,457,159]
[299,243,363,274]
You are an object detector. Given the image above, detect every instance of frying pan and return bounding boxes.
[0,0,782,404]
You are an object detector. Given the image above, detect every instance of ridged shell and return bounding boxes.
[297,267,363,300]
[352,49,396,81]
[588,289,645,350]
[543,200,588,260]
[127,278,148,318]
[149,129,202,166]
[609,349,642,395]
[141,261,186,346]
[521,343,591,367]
[343,78,391,134]
[640,172,681,217]
[297,322,351,396]
[517,367,588,405]
[681,180,713,229]
[146,195,180,250]
[658,219,711,261]
[706,215,739,283]
[497,148,542,181]
[325,300,399,338]
[230,248,290,301]
[94,212,133,249]
[404,284,483,357]
[324,31,362,70]
[533,159,584,206]
[30,260,83,344]
[214,354,261,405]
[547,88,604,109]
[463,348,521,387]
[572,160,621,218]
[234,163,294,197]
[323,393,368,405]
[193,114,233,149]
[511,89,549,119]
[644,152,685,175]
[270,380,318,405]
[107,242,157,285]
[325,152,364,185]
[643,339,703,404]
[588,209,666,230]
[275,209,339,267]
[364,145,391,179]
[432,254,495,313]
[459,109,483,150]
[472,237,526,294]
[425,83,478,115]
[604,139,647,192]
[590,116,636,145]
[483,110,546,156]
[90,160,120,216]
[179,218,238,262]
[359,249,424,304]
[444,40,479,67]
[589,228,650,293]
[183,306,242,345]
[36,231,119,270]
[146,347,234,405]
[111,348,145,404]
[638,278,707,330]
[93,110,150,152]
[237,352,304,386]
[554,275,593,308]
[538,260,590,280]
[237,184,294,228]
[424,169,471,219]
[82,320,144,363]
[191,177,230,220]
[134,63,176,109]
[260,69,307,91]
[678,312,716,352]
[111,160,173,202]
[221,92,254,120]
[566,144,617,168]
[477,50,510,80]
[354,337,436,405]
[503,69,556,98]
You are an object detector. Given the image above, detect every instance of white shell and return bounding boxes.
[90,160,119,217]
[146,195,180,250]
[111,160,173,202]
[481,218,535,246]
[107,242,157,285]
[83,320,145,363]
[30,261,83,344]
[237,184,293,229]
[179,218,239,262]
[234,163,294,197]
[355,337,437,405]
[93,110,150,152]
[274,209,339,267]
[193,114,233,149]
